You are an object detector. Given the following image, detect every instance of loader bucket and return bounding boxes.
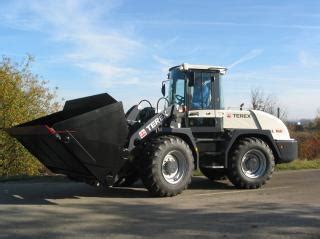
[6,93,129,185]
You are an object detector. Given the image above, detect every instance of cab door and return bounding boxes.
[187,72,222,132]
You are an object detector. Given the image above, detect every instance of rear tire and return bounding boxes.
[227,137,275,189]
[141,136,194,197]
[200,168,227,181]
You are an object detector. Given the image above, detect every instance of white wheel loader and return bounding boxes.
[6,63,298,197]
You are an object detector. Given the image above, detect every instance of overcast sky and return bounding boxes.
[1,0,320,119]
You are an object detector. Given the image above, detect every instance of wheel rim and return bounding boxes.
[241,149,267,179]
[161,150,187,184]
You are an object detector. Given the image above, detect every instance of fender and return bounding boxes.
[158,127,199,169]
[128,106,199,168]
[224,129,281,167]
[128,105,174,151]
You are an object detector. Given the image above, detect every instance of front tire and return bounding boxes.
[141,136,194,197]
[227,137,275,189]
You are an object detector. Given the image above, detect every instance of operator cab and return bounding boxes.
[162,63,227,131]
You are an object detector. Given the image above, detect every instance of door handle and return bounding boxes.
[189,112,199,116]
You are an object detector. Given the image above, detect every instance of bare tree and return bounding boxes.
[250,88,287,120]
[315,108,320,129]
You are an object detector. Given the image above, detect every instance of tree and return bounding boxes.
[250,88,287,120]
[315,108,320,130]
[0,56,61,176]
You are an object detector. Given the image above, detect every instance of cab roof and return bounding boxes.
[169,63,227,74]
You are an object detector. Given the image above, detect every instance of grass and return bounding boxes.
[193,159,320,176]
[275,159,320,171]
[193,170,203,176]
[1,160,320,182]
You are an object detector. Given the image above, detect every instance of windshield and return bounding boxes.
[165,68,186,106]
[163,68,224,109]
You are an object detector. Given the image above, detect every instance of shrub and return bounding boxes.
[0,56,60,176]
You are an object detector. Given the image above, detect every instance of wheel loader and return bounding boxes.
[6,63,298,197]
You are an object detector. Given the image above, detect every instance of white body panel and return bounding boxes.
[221,110,257,129]
[188,109,292,140]
[170,63,227,74]
[251,110,291,140]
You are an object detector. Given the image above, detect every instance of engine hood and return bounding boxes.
[252,110,291,140]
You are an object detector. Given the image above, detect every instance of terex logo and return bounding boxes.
[232,113,251,119]
[139,129,147,139]
[138,113,166,139]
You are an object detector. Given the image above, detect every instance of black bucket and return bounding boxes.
[6,93,129,184]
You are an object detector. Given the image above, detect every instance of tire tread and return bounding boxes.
[227,137,275,189]
[141,135,194,197]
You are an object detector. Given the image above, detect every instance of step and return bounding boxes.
[200,165,225,169]
[203,152,223,156]
[196,138,225,143]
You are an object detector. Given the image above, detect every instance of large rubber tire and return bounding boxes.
[227,137,275,189]
[141,136,194,197]
[200,168,227,181]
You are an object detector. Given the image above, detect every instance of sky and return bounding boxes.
[0,0,320,120]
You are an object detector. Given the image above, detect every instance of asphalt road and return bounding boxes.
[0,170,319,239]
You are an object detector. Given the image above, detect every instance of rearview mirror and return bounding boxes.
[161,83,166,96]
[188,72,195,87]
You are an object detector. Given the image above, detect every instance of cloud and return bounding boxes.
[153,55,174,73]
[279,88,320,119]
[0,0,143,88]
[228,49,264,69]
[135,20,320,30]
[299,51,320,68]
[152,37,179,50]
[83,63,141,88]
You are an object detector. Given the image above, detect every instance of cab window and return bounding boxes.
[168,68,185,106]
[190,72,213,109]
[174,79,185,105]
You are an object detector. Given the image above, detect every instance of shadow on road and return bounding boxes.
[0,199,319,239]
[0,176,233,205]
[1,171,320,239]
[1,174,320,238]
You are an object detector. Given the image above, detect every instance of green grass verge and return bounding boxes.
[193,159,320,176]
[1,160,320,182]
[193,170,203,176]
[275,159,320,171]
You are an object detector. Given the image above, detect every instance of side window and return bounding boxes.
[174,79,185,105]
[202,73,212,108]
[190,72,213,109]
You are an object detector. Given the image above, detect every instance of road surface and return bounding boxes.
[0,169,319,239]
